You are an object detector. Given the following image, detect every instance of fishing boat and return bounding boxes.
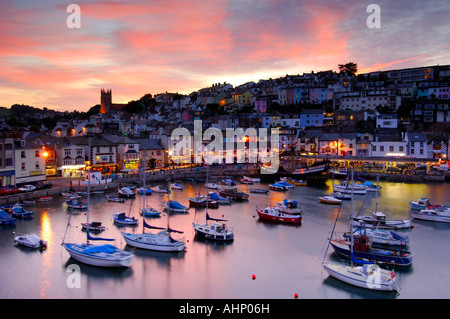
[189,195,219,208]
[62,146,134,268]
[219,187,249,201]
[239,178,253,185]
[81,221,106,232]
[65,198,87,210]
[14,234,47,249]
[351,228,409,247]
[250,188,269,194]
[163,200,189,213]
[0,209,15,225]
[118,187,136,198]
[122,218,185,252]
[323,171,400,291]
[170,183,184,190]
[410,207,450,223]
[9,204,34,219]
[256,205,302,224]
[106,195,125,203]
[208,192,232,204]
[221,179,236,186]
[150,185,170,193]
[136,187,153,195]
[352,211,412,230]
[205,183,220,189]
[408,197,447,211]
[113,212,139,226]
[319,196,342,205]
[193,213,234,241]
[274,199,302,215]
[268,183,287,191]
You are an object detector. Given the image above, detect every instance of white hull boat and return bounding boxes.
[14,234,47,249]
[63,243,134,267]
[122,231,185,252]
[352,212,412,229]
[410,208,450,223]
[319,196,342,204]
[323,262,398,292]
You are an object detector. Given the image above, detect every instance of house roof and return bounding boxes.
[134,138,164,150]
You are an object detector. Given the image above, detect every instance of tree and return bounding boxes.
[338,62,358,76]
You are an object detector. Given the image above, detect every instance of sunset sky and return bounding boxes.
[1,0,449,112]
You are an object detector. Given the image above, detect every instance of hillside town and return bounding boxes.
[1,63,450,188]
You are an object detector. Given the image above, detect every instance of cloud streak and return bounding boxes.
[0,0,449,111]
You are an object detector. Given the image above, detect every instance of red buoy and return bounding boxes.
[252,274,256,280]
[294,293,298,299]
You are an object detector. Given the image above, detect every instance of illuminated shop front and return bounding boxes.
[61,164,86,177]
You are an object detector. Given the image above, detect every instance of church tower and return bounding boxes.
[100,89,112,114]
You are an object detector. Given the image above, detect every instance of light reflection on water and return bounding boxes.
[0,179,450,299]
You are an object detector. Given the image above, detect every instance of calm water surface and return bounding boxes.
[1,179,450,299]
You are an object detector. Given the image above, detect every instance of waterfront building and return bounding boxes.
[299,109,323,129]
[404,133,428,159]
[0,135,15,187]
[14,139,46,186]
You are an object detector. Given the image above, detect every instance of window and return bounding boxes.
[372,145,377,152]
[76,149,83,155]
[35,150,40,157]
[65,149,71,156]
[21,163,26,170]
[389,146,394,152]
[380,146,384,152]
[35,161,40,169]
[5,158,12,166]
[21,151,26,158]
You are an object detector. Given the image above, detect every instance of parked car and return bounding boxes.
[0,188,19,196]
[35,181,52,190]
[18,185,36,192]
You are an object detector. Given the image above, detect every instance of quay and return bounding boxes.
[0,159,448,206]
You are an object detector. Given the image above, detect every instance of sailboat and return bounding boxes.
[139,153,161,217]
[121,216,185,252]
[192,165,234,241]
[322,171,399,292]
[62,145,134,267]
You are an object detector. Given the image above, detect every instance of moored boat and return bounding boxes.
[140,206,162,217]
[136,187,153,195]
[163,200,189,213]
[81,221,106,232]
[410,207,450,223]
[239,178,253,185]
[193,213,234,241]
[256,206,302,224]
[351,228,409,247]
[65,198,88,209]
[273,199,302,215]
[323,263,398,292]
[113,212,139,226]
[221,179,236,186]
[352,211,413,230]
[122,219,185,252]
[208,192,232,204]
[9,204,34,219]
[150,185,170,193]
[205,183,220,189]
[250,188,269,194]
[189,195,219,208]
[0,209,15,225]
[118,187,135,198]
[268,183,287,191]
[219,187,249,201]
[319,196,342,205]
[170,183,184,190]
[106,195,125,203]
[14,234,47,249]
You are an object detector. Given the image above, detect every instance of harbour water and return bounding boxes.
[1,179,449,299]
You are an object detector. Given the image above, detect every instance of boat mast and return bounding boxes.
[86,137,91,245]
[350,169,354,267]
